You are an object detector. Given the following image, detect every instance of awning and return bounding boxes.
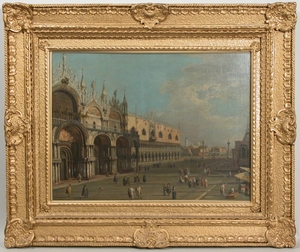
[239,167,250,173]
[235,172,250,182]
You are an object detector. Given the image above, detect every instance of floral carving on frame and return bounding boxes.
[3,3,32,32]
[133,223,169,248]
[266,2,297,32]
[266,217,296,248]
[4,218,34,248]
[270,109,296,145]
[130,4,169,29]
[5,110,30,147]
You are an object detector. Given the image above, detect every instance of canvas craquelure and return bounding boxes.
[3,2,297,248]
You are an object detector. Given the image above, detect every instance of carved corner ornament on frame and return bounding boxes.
[2,2,297,249]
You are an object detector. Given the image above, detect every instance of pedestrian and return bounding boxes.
[163,183,167,196]
[143,174,146,183]
[195,177,199,187]
[81,185,89,198]
[135,186,143,199]
[201,178,204,188]
[66,184,72,197]
[204,178,208,188]
[172,186,176,199]
[113,173,118,183]
[220,183,226,196]
[192,177,196,187]
[126,177,130,185]
[128,186,135,200]
[77,173,82,183]
[167,183,171,196]
[123,177,126,186]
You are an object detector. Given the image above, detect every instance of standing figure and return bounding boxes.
[113,174,118,183]
[82,185,89,198]
[66,184,72,197]
[143,174,146,183]
[77,173,82,183]
[167,183,171,196]
[163,183,168,196]
[172,186,177,199]
[201,178,205,188]
[220,183,226,196]
[128,186,135,200]
[135,186,143,199]
[196,177,200,187]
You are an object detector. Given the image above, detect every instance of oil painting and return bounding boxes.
[4,2,296,248]
[52,52,251,201]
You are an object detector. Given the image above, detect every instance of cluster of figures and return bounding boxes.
[183,177,208,188]
[122,174,146,186]
[66,184,89,198]
[203,168,211,176]
[128,185,143,200]
[220,183,236,197]
[178,167,209,189]
[163,183,177,199]
[178,167,190,177]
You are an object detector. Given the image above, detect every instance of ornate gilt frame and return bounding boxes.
[3,2,297,248]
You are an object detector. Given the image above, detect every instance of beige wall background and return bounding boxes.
[0,0,299,251]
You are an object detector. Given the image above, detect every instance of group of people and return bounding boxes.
[203,168,211,176]
[163,183,177,199]
[66,184,89,198]
[128,185,143,200]
[185,177,208,188]
[122,174,146,186]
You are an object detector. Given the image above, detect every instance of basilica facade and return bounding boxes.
[52,55,181,184]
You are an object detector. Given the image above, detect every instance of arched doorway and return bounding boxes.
[58,124,85,179]
[94,135,111,175]
[60,147,73,180]
[116,137,130,173]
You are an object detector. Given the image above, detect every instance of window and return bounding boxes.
[158,131,163,138]
[142,128,146,135]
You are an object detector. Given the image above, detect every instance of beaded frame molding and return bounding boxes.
[3,2,297,248]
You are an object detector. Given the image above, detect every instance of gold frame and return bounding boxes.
[3,2,297,248]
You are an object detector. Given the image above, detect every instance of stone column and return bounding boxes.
[111,146,117,174]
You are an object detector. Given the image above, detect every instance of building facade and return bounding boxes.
[52,55,180,184]
[232,127,250,169]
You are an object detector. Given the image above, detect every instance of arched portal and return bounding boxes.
[58,124,85,180]
[60,147,73,180]
[94,135,111,175]
[116,137,130,173]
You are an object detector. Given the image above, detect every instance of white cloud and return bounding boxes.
[157,53,250,147]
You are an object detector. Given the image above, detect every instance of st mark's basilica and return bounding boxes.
[52,55,181,184]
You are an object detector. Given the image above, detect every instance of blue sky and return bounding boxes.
[52,52,251,147]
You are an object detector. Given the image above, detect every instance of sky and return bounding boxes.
[52,52,251,147]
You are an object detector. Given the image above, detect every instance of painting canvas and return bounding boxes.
[51,52,251,201]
